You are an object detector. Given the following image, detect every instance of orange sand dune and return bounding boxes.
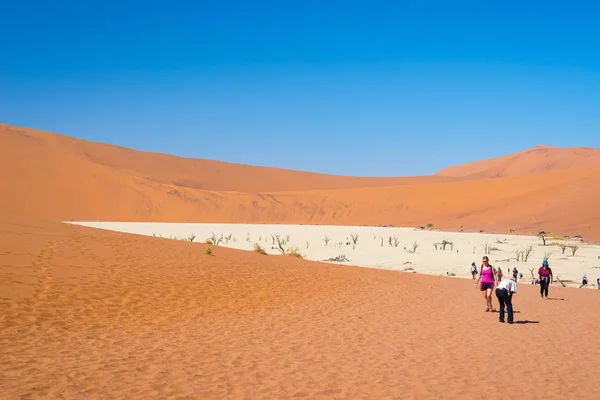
[1,217,600,399]
[2,123,599,240]
[436,144,600,179]
[1,123,453,193]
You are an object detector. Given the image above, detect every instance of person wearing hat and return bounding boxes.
[538,259,553,299]
[471,262,477,279]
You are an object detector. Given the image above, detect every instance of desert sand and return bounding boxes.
[2,122,600,399]
[2,218,600,399]
[68,222,600,288]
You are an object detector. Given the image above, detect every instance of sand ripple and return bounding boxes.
[2,219,600,399]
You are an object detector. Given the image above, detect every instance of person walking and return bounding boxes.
[538,260,553,299]
[597,277,600,289]
[580,274,588,288]
[512,267,518,281]
[475,256,497,312]
[495,277,517,324]
[471,262,478,279]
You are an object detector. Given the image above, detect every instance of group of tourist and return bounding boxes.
[470,256,600,324]
[470,257,557,324]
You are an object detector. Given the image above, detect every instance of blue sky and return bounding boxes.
[2,1,600,176]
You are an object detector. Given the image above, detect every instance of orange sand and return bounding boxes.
[1,217,600,399]
[2,122,600,399]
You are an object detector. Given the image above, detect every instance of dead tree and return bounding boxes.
[560,243,567,254]
[523,246,534,262]
[528,268,535,281]
[272,234,286,254]
[481,242,491,254]
[569,245,580,256]
[391,236,400,247]
[538,231,548,246]
[323,235,331,246]
[324,254,350,262]
[442,240,454,251]
[350,233,359,249]
[515,249,524,262]
[188,234,196,242]
[543,252,552,261]
[412,241,419,253]
[210,232,224,246]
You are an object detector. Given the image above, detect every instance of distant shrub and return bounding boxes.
[253,243,267,255]
[204,248,212,255]
[286,247,303,259]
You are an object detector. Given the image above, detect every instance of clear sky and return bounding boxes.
[2,1,600,176]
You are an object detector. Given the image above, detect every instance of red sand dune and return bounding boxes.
[436,144,600,179]
[2,122,600,399]
[2,123,599,240]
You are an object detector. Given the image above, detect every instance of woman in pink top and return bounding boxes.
[475,256,498,312]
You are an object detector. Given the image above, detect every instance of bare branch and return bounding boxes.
[523,246,534,262]
[350,233,359,249]
[569,245,580,256]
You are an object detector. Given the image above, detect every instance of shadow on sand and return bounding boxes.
[515,320,540,324]
[546,298,565,301]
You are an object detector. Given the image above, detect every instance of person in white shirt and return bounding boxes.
[495,277,517,324]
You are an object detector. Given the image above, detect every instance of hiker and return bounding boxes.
[495,277,517,324]
[497,267,503,282]
[580,274,588,288]
[512,267,518,281]
[475,256,497,312]
[471,262,477,279]
[597,277,600,289]
[538,260,553,299]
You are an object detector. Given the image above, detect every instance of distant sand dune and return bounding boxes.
[436,144,600,179]
[2,123,600,241]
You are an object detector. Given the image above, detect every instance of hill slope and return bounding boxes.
[435,145,600,179]
[1,123,599,240]
[1,124,453,192]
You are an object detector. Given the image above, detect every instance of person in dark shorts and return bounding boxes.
[538,260,553,298]
[580,274,588,288]
[495,277,517,324]
[475,256,497,312]
[471,262,477,279]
